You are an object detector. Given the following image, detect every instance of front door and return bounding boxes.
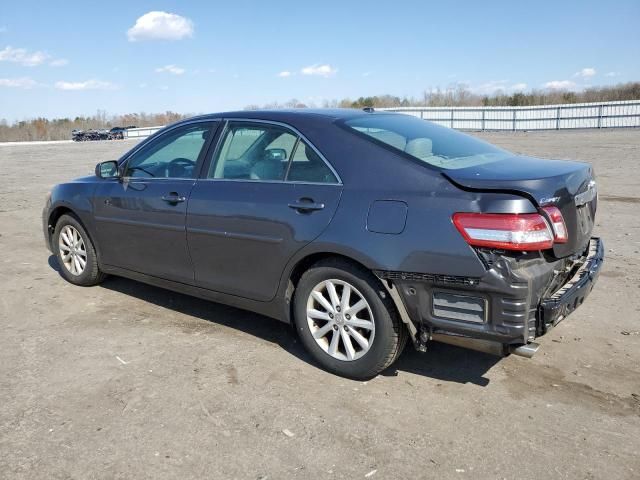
[93,121,218,284]
[187,120,342,301]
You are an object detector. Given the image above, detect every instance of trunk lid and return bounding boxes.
[443,155,597,258]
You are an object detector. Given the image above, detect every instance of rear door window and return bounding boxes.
[286,140,338,184]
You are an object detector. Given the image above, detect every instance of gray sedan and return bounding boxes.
[43,109,603,378]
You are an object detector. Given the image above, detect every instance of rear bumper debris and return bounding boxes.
[538,237,604,333]
[376,237,604,357]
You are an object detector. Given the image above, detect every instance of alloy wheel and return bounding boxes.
[306,279,375,361]
[58,225,87,276]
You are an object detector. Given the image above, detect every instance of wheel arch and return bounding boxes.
[46,205,76,247]
[281,250,385,325]
[47,205,100,261]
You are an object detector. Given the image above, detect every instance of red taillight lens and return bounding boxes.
[542,206,568,243]
[452,212,554,251]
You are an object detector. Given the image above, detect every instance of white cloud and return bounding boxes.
[574,67,596,78]
[277,71,292,78]
[54,79,117,91]
[573,67,597,78]
[470,80,528,95]
[543,80,577,90]
[159,85,169,90]
[605,71,620,77]
[0,26,7,33]
[49,58,68,67]
[362,72,371,77]
[127,11,194,41]
[0,46,49,66]
[300,64,337,77]
[0,77,37,88]
[472,80,508,94]
[155,64,185,75]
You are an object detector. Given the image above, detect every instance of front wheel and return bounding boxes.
[293,259,407,379]
[53,214,105,286]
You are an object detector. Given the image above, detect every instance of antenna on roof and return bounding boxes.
[362,107,375,113]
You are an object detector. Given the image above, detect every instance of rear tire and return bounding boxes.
[53,214,105,286]
[293,259,406,379]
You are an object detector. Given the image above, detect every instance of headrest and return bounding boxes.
[405,138,433,159]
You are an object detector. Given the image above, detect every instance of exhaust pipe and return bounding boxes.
[509,342,540,358]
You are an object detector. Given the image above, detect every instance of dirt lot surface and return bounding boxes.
[1,130,639,479]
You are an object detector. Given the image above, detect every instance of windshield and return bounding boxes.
[344,114,512,170]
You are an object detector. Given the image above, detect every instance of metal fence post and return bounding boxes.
[512,109,517,132]
[597,104,603,128]
[481,109,485,131]
[450,109,454,128]
[556,107,561,130]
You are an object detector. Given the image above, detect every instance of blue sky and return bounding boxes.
[1,0,639,121]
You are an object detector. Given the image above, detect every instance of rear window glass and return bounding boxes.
[344,114,512,170]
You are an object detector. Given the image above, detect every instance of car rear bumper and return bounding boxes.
[538,237,603,333]
[376,237,604,347]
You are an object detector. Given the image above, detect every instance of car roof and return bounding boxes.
[176,108,394,126]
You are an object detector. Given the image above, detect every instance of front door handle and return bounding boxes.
[162,192,186,204]
[288,198,325,213]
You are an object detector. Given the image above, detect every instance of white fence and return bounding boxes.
[124,126,164,139]
[123,101,640,139]
[379,100,640,131]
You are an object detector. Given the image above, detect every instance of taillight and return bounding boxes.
[452,212,554,251]
[542,206,568,243]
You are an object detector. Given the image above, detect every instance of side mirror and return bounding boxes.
[264,148,287,162]
[95,160,119,179]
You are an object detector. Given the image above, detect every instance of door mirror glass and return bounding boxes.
[264,148,287,162]
[96,160,119,179]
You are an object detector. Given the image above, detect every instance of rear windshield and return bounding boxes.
[344,114,512,170]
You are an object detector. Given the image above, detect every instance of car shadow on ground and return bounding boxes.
[48,256,499,386]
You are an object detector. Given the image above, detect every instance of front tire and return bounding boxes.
[293,259,407,379]
[53,214,105,286]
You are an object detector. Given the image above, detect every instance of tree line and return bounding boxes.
[0,110,189,142]
[1,82,638,142]
[245,81,640,110]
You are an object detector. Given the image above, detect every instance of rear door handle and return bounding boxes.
[162,192,186,204]
[288,199,325,213]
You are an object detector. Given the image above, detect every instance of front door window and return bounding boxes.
[125,124,211,179]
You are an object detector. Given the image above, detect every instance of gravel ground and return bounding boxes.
[0,130,639,479]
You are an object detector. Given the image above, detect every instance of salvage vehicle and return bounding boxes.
[108,127,125,140]
[44,110,603,379]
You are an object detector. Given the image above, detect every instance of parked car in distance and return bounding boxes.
[108,127,125,140]
[44,109,603,378]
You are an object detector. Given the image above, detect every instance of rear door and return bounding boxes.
[187,120,342,301]
[93,121,218,284]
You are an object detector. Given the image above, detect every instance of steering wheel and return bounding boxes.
[165,157,196,178]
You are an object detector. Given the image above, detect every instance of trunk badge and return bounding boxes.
[539,196,560,205]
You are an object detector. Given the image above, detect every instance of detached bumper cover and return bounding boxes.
[538,237,604,333]
[376,237,604,345]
